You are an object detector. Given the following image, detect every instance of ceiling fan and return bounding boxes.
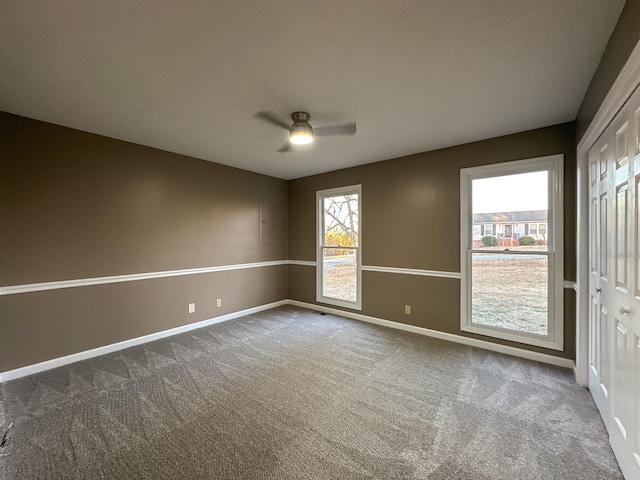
[254,111,356,152]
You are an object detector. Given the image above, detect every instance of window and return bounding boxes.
[484,224,493,235]
[460,155,563,350]
[539,223,547,236]
[317,185,361,309]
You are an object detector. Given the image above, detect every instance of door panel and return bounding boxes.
[590,295,599,376]
[602,193,609,277]
[613,320,630,440]
[615,183,628,290]
[591,198,597,273]
[600,306,610,401]
[616,122,629,168]
[635,336,640,467]
[636,174,640,298]
[601,144,609,179]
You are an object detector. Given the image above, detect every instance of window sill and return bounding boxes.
[317,297,362,311]
[461,323,563,351]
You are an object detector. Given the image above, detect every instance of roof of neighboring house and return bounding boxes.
[473,210,547,223]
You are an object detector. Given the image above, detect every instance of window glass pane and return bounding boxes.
[472,171,548,251]
[322,248,356,302]
[323,194,359,247]
[471,253,548,336]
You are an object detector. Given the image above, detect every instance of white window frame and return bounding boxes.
[460,155,564,351]
[316,185,362,310]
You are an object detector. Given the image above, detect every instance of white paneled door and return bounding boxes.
[589,84,640,480]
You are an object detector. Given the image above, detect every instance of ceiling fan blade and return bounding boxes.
[254,111,290,130]
[276,142,292,153]
[314,122,357,137]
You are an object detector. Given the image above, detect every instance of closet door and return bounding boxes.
[589,85,640,479]
[588,131,612,427]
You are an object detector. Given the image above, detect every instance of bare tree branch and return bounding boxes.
[324,195,358,246]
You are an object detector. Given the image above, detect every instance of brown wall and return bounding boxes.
[0,112,288,371]
[288,123,577,359]
[576,0,640,140]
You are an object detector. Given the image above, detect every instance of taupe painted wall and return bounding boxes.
[289,123,577,359]
[0,112,288,371]
[576,0,640,140]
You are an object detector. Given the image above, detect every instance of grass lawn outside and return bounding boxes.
[323,259,357,302]
[472,255,548,336]
[322,255,548,337]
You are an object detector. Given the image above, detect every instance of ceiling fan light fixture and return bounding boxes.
[254,110,355,151]
[290,123,314,145]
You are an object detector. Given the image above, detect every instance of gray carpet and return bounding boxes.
[0,306,622,479]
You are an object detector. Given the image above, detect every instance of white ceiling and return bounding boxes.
[0,1,625,180]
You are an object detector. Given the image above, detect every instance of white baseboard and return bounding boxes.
[0,300,288,383]
[1,298,574,382]
[288,300,575,369]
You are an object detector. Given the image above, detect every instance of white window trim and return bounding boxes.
[460,155,564,351]
[316,185,362,310]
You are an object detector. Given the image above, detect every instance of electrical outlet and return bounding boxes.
[404,305,411,315]
[216,298,222,308]
[188,303,196,314]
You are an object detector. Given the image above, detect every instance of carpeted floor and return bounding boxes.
[0,306,622,479]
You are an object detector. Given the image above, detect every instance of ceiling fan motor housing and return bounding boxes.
[289,111,313,144]
[291,111,311,123]
[291,111,313,135]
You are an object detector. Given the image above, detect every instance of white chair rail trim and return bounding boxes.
[2,260,579,296]
[0,260,290,296]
